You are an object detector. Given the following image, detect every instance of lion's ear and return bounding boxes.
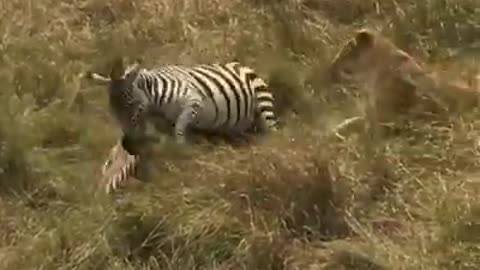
[354,29,375,49]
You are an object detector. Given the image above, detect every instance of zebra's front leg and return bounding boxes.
[123,103,159,155]
[174,103,200,145]
[121,117,148,155]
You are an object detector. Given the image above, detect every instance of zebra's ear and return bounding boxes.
[110,57,125,81]
[129,58,142,73]
[124,60,142,82]
[129,62,141,73]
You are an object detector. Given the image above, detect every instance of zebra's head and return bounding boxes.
[86,57,145,130]
[85,57,142,92]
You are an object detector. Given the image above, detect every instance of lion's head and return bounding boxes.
[330,29,424,83]
[329,29,431,118]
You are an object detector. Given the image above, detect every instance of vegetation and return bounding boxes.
[0,0,479,269]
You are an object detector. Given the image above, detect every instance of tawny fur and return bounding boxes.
[330,28,480,122]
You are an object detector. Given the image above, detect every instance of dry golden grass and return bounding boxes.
[0,0,479,269]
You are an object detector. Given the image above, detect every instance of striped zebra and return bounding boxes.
[86,57,280,192]
[87,58,279,152]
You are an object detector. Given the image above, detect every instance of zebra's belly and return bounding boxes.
[157,102,256,134]
[193,106,256,134]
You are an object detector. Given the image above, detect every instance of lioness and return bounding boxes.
[330,28,479,123]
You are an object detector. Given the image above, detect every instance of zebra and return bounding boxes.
[86,57,280,192]
[86,57,280,154]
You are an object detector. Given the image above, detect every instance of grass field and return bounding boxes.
[0,0,479,269]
